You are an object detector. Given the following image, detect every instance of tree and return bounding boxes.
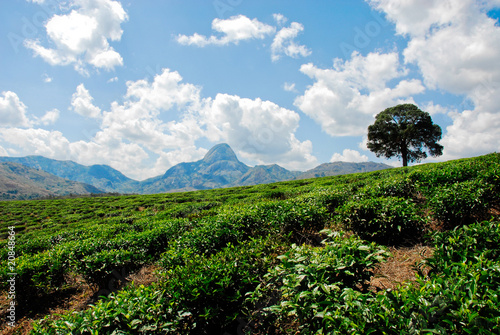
[367,104,443,167]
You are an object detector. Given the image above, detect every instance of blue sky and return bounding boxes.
[1,0,499,180]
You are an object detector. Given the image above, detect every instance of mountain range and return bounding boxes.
[0,162,103,200]
[0,143,391,200]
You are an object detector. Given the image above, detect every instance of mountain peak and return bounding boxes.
[202,143,239,164]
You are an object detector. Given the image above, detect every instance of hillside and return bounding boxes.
[0,144,391,196]
[297,161,392,179]
[0,156,139,193]
[0,162,104,200]
[0,153,499,334]
[139,143,252,193]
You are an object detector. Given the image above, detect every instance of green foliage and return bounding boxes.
[246,231,390,334]
[336,196,425,245]
[32,283,192,335]
[33,237,285,334]
[0,249,66,305]
[0,153,498,334]
[367,103,443,166]
[372,220,500,334]
[429,179,494,227]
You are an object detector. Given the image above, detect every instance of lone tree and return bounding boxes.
[367,104,443,167]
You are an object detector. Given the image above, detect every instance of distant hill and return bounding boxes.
[140,144,253,193]
[236,164,301,186]
[297,161,391,179]
[0,144,392,196]
[0,162,104,200]
[0,156,139,193]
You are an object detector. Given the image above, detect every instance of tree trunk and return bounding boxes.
[402,154,408,167]
[401,144,408,167]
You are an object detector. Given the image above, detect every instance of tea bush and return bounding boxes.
[336,196,426,245]
[246,231,390,334]
[2,153,499,334]
[32,237,286,334]
[428,179,494,228]
[372,220,500,334]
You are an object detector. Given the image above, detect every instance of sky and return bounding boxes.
[1,0,499,181]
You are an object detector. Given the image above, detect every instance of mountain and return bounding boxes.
[0,156,139,193]
[0,162,104,200]
[297,161,392,179]
[140,144,252,193]
[0,144,392,196]
[236,164,301,186]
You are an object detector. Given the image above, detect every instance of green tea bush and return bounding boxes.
[372,220,500,334]
[426,220,500,274]
[72,249,143,289]
[32,283,194,335]
[361,174,416,199]
[246,231,390,334]
[336,197,425,245]
[429,179,494,228]
[0,249,66,306]
[303,186,351,213]
[33,237,284,335]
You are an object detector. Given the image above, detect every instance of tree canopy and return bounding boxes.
[367,104,443,166]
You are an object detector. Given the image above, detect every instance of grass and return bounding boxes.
[0,153,499,334]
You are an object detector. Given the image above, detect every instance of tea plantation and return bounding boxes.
[1,153,499,334]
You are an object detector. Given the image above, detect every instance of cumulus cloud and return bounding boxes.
[367,0,500,158]
[0,145,8,156]
[271,21,311,61]
[0,128,70,158]
[330,149,369,162]
[295,51,425,137]
[36,109,60,125]
[0,91,32,128]
[0,67,318,178]
[273,13,288,26]
[177,14,311,62]
[71,84,102,118]
[283,82,297,92]
[201,93,317,170]
[176,15,275,47]
[25,0,128,74]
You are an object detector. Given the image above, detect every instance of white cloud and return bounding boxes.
[71,84,102,118]
[36,109,60,125]
[0,67,318,178]
[42,74,53,83]
[0,128,71,159]
[367,0,500,159]
[100,69,204,155]
[177,14,311,62]
[330,149,369,162]
[25,0,128,74]
[283,82,297,92]
[273,13,288,26]
[176,15,275,47]
[107,76,118,83]
[295,51,424,137]
[201,93,317,170]
[0,145,8,156]
[440,109,500,160]
[0,91,32,128]
[271,21,311,61]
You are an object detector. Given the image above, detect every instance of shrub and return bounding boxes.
[246,231,390,334]
[429,179,494,228]
[373,221,500,334]
[336,197,425,245]
[33,237,284,335]
[361,175,416,199]
[0,249,66,306]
